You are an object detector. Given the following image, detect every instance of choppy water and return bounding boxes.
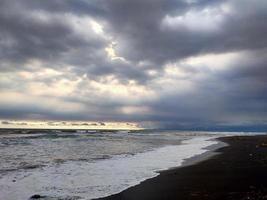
[0,129,265,200]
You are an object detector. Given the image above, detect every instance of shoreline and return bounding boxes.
[1,135,220,200]
[93,136,226,200]
[96,135,267,200]
[180,138,228,168]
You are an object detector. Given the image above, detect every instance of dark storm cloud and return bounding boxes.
[0,0,110,80]
[1,0,265,78]
[100,0,198,64]
[0,0,153,84]
[218,52,267,117]
[102,0,267,66]
[0,0,266,69]
[145,49,267,128]
[0,0,266,129]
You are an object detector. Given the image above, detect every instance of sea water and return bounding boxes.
[0,130,264,200]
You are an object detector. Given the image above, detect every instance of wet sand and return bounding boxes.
[96,135,267,200]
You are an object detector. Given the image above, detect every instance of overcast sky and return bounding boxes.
[0,0,266,129]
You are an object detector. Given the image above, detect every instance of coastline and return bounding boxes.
[96,135,267,200]
[180,138,228,168]
[0,134,220,200]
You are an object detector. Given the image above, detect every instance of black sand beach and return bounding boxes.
[96,135,267,200]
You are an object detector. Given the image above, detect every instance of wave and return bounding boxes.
[0,136,219,200]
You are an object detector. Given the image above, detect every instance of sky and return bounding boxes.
[0,0,266,130]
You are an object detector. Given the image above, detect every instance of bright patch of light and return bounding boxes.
[105,42,126,61]
[0,91,85,113]
[183,51,242,71]
[19,68,63,80]
[89,76,155,103]
[90,20,104,34]
[0,120,141,130]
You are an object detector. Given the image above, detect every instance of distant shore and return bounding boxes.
[96,135,267,200]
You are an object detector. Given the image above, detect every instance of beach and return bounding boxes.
[96,135,267,200]
[0,130,220,200]
[0,0,266,199]
[1,131,267,200]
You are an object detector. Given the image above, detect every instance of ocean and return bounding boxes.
[0,129,264,200]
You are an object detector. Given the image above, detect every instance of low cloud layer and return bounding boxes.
[0,0,266,129]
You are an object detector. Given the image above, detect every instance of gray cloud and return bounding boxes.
[0,0,266,130]
[103,0,267,66]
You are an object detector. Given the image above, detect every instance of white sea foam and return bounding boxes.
[0,136,218,200]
